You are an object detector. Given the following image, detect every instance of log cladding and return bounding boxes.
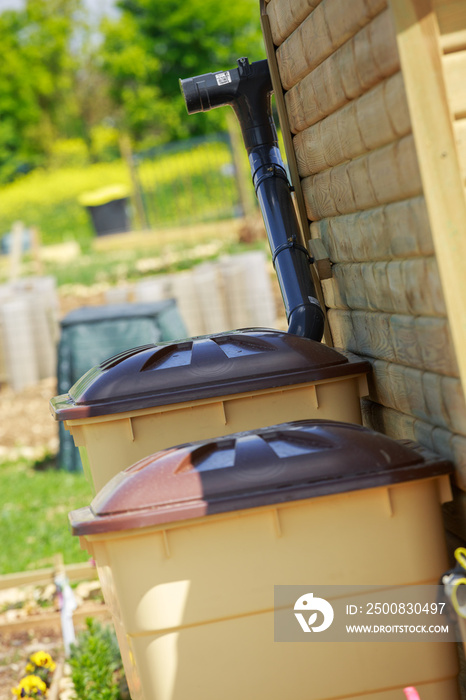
[264,0,466,491]
[284,9,400,132]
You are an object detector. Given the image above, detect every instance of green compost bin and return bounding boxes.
[56,299,187,472]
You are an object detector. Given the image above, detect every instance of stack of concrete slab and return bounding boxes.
[119,251,279,336]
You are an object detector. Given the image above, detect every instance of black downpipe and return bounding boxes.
[180,57,325,342]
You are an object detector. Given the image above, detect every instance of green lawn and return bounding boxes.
[0,137,243,251]
[0,161,131,250]
[0,457,94,575]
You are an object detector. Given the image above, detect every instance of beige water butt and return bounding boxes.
[51,329,369,492]
[70,420,459,700]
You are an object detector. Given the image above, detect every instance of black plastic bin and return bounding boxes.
[79,185,130,236]
[87,198,129,236]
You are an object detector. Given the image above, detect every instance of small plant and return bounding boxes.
[11,651,56,698]
[25,651,56,687]
[69,618,127,700]
[11,674,48,698]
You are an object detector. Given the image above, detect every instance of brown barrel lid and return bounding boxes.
[50,328,370,420]
[69,420,452,536]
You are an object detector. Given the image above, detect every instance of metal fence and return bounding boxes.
[133,133,248,230]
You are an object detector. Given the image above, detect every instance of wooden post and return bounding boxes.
[9,220,23,281]
[30,225,44,276]
[389,0,466,398]
[53,552,65,577]
[225,110,256,218]
[119,133,149,231]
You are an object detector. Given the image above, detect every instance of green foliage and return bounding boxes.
[49,138,90,169]
[0,0,86,183]
[0,0,264,181]
[138,137,240,226]
[101,0,263,143]
[100,11,184,144]
[89,125,121,162]
[0,458,94,574]
[0,139,240,249]
[0,160,131,248]
[119,0,263,93]
[69,619,127,700]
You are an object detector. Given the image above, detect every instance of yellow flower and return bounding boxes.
[11,674,47,697]
[28,652,56,672]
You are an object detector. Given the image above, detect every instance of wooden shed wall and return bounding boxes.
[263,0,466,493]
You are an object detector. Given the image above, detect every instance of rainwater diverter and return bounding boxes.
[180,57,325,340]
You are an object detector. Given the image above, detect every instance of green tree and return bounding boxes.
[100,11,178,147]
[101,0,263,146]
[0,0,86,182]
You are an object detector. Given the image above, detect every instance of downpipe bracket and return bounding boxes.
[272,241,314,268]
[252,162,288,195]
